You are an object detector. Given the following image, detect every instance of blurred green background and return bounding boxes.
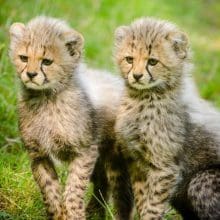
[0,0,220,219]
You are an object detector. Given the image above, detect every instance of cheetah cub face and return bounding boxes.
[9,16,84,91]
[114,18,189,91]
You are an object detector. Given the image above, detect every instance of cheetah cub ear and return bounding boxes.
[61,30,84,57]
[166,31,189,59]
[9,22,25,39]
[9,22,25,47]
[114,26,130,45]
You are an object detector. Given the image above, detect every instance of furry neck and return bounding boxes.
[20,74,79,102]
[125,77,183,102]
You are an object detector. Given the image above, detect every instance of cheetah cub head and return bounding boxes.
[114,17,190,92]
[9,16,84,91]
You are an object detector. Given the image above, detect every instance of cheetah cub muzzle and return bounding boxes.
[9,16,98,220]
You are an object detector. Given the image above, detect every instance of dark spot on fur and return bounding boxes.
[68,198,75,203]
[145,94,150,99]
[157,108,161,115]
[135,117,140,123]
[45,180,52,186]
[139,188,144,195]
[141,145,147,151]
[149,96,154,102]
[148,44,152,55]
[195,185,201,192]
[139,104,145,112]
[148,103,155,108]
[144,115,149,120]
[174,155,180,165]
[155,188,168,196]
[78,201,83,209]
[126,105,133,110]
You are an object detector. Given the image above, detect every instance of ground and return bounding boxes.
[0,0,220,219]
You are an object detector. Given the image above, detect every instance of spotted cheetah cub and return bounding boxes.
[9,16,98,220]
[114,18,220,220]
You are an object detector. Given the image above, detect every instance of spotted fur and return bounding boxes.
[114,17,220,220]
[9,16,98,220]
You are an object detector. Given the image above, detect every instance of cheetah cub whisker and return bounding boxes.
[9,16,98,220]
[114,17,220,220]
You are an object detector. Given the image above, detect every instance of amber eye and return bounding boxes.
[42,59,53,66]
[148,58,158,66]
[19,55,28,63]
[125,56,134,64]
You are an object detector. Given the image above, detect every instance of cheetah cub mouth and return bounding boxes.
[9,17,83,91]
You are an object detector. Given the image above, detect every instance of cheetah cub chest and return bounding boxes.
[19,90,93,159]
[116,95,185,166]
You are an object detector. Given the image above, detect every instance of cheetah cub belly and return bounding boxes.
[114,17,220,220]
[9,16,98,220]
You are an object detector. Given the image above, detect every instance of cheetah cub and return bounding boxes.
[114,18,220,220]
[9,16,98,220]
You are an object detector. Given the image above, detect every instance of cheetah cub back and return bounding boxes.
[114,17,220,220]
[9,16,98,220]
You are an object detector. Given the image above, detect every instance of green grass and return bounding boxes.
[0,0,220,219]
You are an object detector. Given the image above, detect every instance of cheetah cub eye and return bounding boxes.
[42,58,53,66]
[148,58,158,66]
[125,56,134,64]
[19,55,28,63]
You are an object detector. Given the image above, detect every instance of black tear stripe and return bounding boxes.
[146,64,153,80]
[19,64,27,74]
[126,63,133,76]
[40,64,49,83]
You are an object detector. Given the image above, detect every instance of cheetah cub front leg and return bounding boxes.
[29,149,63,220]
[63,145,98,220]
[132,168,176,220]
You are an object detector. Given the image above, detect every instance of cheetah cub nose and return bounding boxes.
[27,72,38,79]
[133,73,143,81]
